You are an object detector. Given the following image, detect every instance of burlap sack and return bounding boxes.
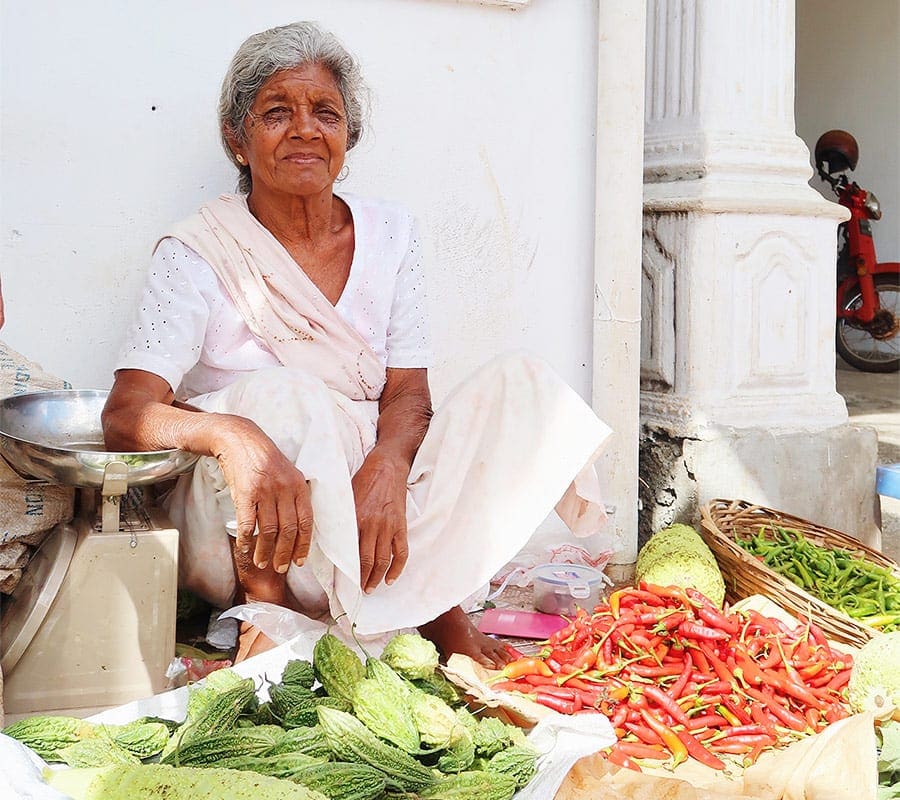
[0,340,75,549]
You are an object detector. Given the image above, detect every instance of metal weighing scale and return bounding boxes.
[0,389,198,720]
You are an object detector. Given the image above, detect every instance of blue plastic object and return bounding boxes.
[876,464,900,500]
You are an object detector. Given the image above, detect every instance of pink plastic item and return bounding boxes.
[477,608,568,639]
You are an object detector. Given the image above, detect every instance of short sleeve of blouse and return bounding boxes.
[385,215,432,368]
[114,238,211,392]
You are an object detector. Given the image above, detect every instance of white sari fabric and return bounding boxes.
[162,195,613,635]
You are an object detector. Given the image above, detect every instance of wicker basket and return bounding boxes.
[699,499,899,648]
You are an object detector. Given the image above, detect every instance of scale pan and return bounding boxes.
[0,389,198,488]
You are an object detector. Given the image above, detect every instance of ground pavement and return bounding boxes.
[835,363,900,563]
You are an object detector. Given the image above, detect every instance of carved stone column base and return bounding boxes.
[638,423,881,551]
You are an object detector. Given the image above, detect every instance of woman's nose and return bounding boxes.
[289,107,319,139]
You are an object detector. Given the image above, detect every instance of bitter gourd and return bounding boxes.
[312,634,365,705]
[3,715,97,760]
[418,769,518,800]
[316,706,435,792]
[44,764,330,800]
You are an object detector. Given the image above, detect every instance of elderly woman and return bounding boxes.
[103,22,611,666]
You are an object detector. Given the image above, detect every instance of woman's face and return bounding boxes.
[235,62,348,199]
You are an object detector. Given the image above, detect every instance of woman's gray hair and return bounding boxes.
[218,21,369,194]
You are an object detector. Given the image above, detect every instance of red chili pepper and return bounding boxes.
[572,643,599,671]
[719,724,768,738]
[824,703,849,723]
[699,680,733,694]
[793,636,811,663]
[749,701,777,736]
[629,664,685,678]
[643,684,692,728]
[687,713,729,730]
[699,644,735,685]
[608,589,627,619]
[503,643,524,660]
[615,741,668,760]
[689,646,712,675]
[721,735,776,748]
[621,588,667,606]
[610,704,629,729]
[709,742,753,754]
[523,674,559,686]
[799,662,826,679]
[489,680,528,693]
[604,682,630,702]
[757,646,782,669]
[679,621,730,641]
[745,741,767,766]
[547,622,576,646]
[760,669,824,709]
[545,657,564,674]
[605,747,642,772]
[697,605,741,636]
[572,687,603,708]
[639,709,688,766]
[640,582,694,609]
[719,697,753,725]
[624,722,662,745]
[674,729,726,770]
[807,620,832,657]
[533,691,577,714]
[826,668,851,692]
[714,704,741,726]
[744,687,807,732]
[497,657,554,680]
[602,636,614,666]
[531,684,577,700]
[666,657,693,700]
[805,707,820,728]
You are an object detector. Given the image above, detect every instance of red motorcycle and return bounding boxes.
[815,130,899,373]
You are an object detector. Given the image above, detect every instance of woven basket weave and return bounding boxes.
[699,499,899,648]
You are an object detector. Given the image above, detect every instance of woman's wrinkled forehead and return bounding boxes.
[252,63,345,109]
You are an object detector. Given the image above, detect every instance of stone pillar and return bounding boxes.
[639,0,880,547]
[594,0,647,571]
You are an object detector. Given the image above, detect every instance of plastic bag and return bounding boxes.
[488,508,616,603]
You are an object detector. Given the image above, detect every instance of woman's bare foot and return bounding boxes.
[419,606,513,669]
[235,621,276,662]
[230,540,287,663]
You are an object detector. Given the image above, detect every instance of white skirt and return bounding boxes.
[163,352,612,635]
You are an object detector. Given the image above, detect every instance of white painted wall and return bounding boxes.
[0,0,599,405]
[796,0,900,264]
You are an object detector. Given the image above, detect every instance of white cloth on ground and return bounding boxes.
[164,352,612,635]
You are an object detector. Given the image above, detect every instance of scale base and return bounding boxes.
[1,508,179,720]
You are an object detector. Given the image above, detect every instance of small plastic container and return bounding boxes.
[532,563,605,616]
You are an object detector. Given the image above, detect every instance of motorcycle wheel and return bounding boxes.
[835,273,900,373]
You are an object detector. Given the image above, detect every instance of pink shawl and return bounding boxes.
[164,194,385,402]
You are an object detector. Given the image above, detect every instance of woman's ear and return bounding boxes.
[223,127,243,164]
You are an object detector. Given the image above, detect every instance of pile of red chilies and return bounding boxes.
[489,582,854,771]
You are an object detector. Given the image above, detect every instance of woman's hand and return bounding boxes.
[103,369,314,577]
[353,367,432,593]
[352,447,410,593]
[213,416,314,574]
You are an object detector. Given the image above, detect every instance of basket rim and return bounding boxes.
[702,497,897,569]
[699,498,896,644]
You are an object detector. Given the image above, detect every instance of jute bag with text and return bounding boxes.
[0,341,75,552]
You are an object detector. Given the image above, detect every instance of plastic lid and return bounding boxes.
[532,564,604,599]
[0,521,77,674]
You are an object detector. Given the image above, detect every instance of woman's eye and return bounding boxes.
[316,108,341,122]
[262,107,291,124]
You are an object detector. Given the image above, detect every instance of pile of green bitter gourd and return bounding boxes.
[2,632,538,800]
[736,525,900,632]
